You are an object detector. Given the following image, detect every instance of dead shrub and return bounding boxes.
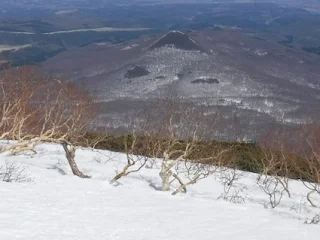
[0,160,32,183]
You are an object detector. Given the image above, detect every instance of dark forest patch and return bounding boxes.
[191,78,219,84]
[125,66,150,79]
[155,75,166,80]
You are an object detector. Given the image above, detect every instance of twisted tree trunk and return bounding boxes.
[62,142,90,178]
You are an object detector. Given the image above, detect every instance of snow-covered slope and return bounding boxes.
[41,30,320,139]
[0,143,319,240]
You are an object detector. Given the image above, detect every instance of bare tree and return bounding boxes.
[256,148,291,200]
[0,67,94,178]
[110,132,149,184]
[62,142,90,178]
[255,129,292,208]
[218,168,246,204]
[294,123,320,207]
[0,67,42,142]
[256,123,320,208]
[139,98,233,195]
[157,131,232,195]
[257,174,288,208]
[171,160,217,195]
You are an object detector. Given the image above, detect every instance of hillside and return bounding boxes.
[0,143,319,239]
[41,30,320,140]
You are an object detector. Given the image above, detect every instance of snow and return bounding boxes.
[254,49,268,57]
[0,143,319,240]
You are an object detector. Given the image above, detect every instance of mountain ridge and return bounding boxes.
[148,30,205,52]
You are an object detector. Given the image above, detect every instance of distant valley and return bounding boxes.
[2,2,320,67]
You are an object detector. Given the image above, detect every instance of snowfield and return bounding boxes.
[0,143,319,240]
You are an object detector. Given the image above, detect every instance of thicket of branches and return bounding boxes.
[107,98,240,195]
[0,66,94,178]
[87,101,320,208]
[291,124,320,208]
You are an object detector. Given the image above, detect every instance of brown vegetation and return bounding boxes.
[0,66,94,178]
